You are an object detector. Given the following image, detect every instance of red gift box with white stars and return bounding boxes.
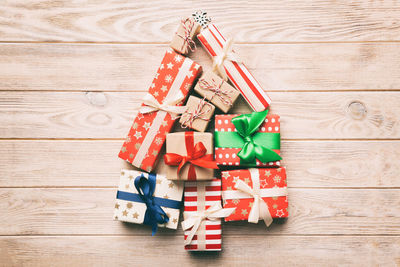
[119,49,202,172]
[221,168,288,222]
[214,114,281,167]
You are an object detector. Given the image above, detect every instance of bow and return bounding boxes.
[198,78,233,107]
[177,18,197,53]
[231,110,282,164]
[212,38,241,80]
[139,93,187,118]
[234,179,272,226]
[182,202,235,245]
[180,97,213,129]
[134,174,169,235]
[164,141,218,179]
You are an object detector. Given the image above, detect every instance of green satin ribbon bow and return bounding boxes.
[215,110,282,164]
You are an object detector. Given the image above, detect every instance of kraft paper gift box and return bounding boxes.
[196,23,271,112]
[113,169,184,235]
[179,95,215,132]
[182,179,234,251]
[194,71,240,113]
[221,168,288,227]
[170,17,201,55]
[118,49,202,172]
[164,131,218,180]
[214,110,282,167]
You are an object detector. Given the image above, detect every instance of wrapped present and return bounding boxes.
[179,95,215,132]
[194,71,239,113]
[182,179,234,251]
[170,17,201,55]
[113,169,183,235]
[197,23,271,111]
[214,110,282,167]
[164,131,218,180]
[221,168,288,227]
[119,49,202,172]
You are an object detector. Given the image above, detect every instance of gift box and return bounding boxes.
[182,179,234,251]
[194,71,240,113]
[119,49,202,172]
[164,131,218,180]
[197,23,271,112]
[179,95,215,132]
[221,168,288,226]
[214,110,282,167]
[170,17,201,55]
[113,169,184,235]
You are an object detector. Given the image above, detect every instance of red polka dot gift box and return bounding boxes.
[221,168,288,226]
[214,110,281,167]
[119,49,202,172]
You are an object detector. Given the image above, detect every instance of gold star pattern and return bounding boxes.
[121,146,127,152]
[127,202,133,209]
[227,186,232,191]
[222,172,230,179]
[135,143,141,150]
[114,203,120,209]
[122,210,128,216]
[132,122,138,129]
[241,209,248,216]
[168,182,174,188]
[277,168,282,172]
[128,175,134,180]
[161,85,168,92]
[163,194,169,199]
[121,171,125,176]
[154,91,159,97]
[273,204,278,209]
[129,153,134,158]
[265,170,271,177]
[161,120,168,127]
[126,136,131,143]
[132,212,139,219]
[156,178,162,184]
[272,196,278,200]
[172,218,178,224]
[125,184,130,189]
[232,199,240,205]
[273,175,281,183]
[233,176,239,183]
[152,150,158,156]
[114,215,118,220]
[143,122,151,130]
[249,202,254,208]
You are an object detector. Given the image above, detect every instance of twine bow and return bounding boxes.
[182,202,235,245]
[180,97,213,129]
[139,93,187,118]
[198,78,233,107]
[177,18,197,53]
[212,38,241,80]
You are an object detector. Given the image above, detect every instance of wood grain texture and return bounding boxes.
[1,91,399,139]
[1,188,399,236]
[1,140,399,188]
[1,236,399,266]
[1,43,400,92]
[1,0,400,42]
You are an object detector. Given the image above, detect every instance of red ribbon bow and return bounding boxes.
[164,132,218,180]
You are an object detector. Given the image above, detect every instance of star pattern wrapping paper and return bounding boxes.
[119,49,202,172]
[214,113,281,167]
[113,169,184,230]
[221,168,288,222]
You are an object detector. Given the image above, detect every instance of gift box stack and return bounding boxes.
[113,11,288,251]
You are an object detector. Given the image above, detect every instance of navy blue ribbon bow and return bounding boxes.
[116,173,181,235]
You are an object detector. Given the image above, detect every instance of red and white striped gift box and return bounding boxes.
[183,179,223,251]
[197,24,271,112]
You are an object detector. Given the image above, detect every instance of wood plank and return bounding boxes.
[1,43,400,91]
[1,91,399,139]
[1,140,399,188]
[0,188,399,235]
[1,236,399,266]
[0,0,399,42]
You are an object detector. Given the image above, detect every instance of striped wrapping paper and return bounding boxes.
[183,179,223,251]
[197,24,271,111]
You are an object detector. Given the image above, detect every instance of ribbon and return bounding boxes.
[177,18,197,53]
[198,78,233,107]
[180,97,213,129]
[164,132,218,180]
[139,93,187,118]
[212,38,241,80]
[116,173,181,235]
[216,110,282,164]
[182,202,235,245]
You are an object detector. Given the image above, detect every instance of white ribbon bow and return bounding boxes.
[181,202,235,245]
[139,93,188,117]
[212,38,241,81]
[235,179,273,227]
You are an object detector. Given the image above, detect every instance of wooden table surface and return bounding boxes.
[1,1,400,266]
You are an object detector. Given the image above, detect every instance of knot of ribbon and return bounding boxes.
[164,132,218,180]
[234,179,273,227]
[134,174,169,235]
[212,38,241,80]
[232,110,282,164]
[139,93,187,118]
[180,97,213,129]
[182,202,235,245]
[177,18,197,53]
[198,78,233,106]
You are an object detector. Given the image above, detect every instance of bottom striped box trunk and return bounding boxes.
[183,179,222,251]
